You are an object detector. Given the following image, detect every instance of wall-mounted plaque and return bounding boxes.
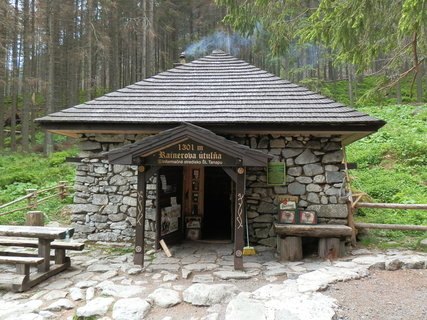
[267,162,286,185]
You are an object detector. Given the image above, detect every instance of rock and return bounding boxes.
[4,314,43,320]
[75,280,98,288]
[44,299,74,312]
[419,238,427,248]
[307,204,348,218]
[87,264,119,272]
[42,290,68,300]
[127,267,143,275]
[71,204,100,214]
[213,270,258,280]
[306,184,322,192]
[325,171,345,183]
[38,311,58,319]
[148,288,182,308]
[183,263,219,272]
[92,194,109,205]
[258,237,276,247]
[264,267,288,277]
[257,202,276,214]
[313,174,326,183]
[288,182,306,195]
[192,275,214,283]
[385,258,404,271]
[112,298,151,320]
[225,293,268,320]
[303,164,324,176]
[307,193,320,203]
[69,288,84,301]
[0,300,43,320]
[287,166,302,176]
[86,287,95,300]
[76,297,115,318]
[79,140,101,151]
[96,280,146,298]
[322,150,343,163]
[295,149,319,165]
[253,214,274,223]
[182,269,192,279]
[44,279,73,290]
[296,176,312,184]
[163,273,178,281]
[287,140,304,148]
[183,284,240,306]
[270,139,285,148]
[282,148,304,158]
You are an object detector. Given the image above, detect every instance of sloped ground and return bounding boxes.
[0,242,426,320]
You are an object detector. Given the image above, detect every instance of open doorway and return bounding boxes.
[202,167,232,241]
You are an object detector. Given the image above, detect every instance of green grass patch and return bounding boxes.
[0,149,78,225]
[347,104,427,249]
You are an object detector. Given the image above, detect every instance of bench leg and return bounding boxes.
[55,249,66,264]
[38,239,52,272]
[16,264,30,276]
[318,238,341,259]
[279,236,303,261]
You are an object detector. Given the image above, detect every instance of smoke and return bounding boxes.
[184,30,252,57]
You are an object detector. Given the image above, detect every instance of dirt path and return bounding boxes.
[325,269,427,320]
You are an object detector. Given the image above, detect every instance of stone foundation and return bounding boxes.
[71,133,348,247]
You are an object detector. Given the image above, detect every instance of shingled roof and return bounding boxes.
[36,50,385,142]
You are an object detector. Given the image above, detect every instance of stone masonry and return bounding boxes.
[71,133,348,247]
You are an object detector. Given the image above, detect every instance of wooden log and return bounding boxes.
[26,211,44,226]
[0,238,84,250]
[355,223,427,231]
[0,256,44,265]
[354,203,427,210]
[159,239,172,257]
[279,236,303,261]
[318,238,341,259]
[274,223,352,237]
[0,226,74,239]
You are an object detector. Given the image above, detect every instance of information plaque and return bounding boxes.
[267,162,286,185]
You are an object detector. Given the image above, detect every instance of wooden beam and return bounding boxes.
[234,167,245,270]
[355,223,427,231]
[223,167,237,183]
[355,203,427,210]
[274,223,353,237]
[134,166,147,266]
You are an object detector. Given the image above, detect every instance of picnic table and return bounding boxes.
[0,225,82,292]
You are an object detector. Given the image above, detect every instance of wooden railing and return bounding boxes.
[0,181,72,217]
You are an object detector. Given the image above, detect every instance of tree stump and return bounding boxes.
[26,211,44,226]
[318,237,342,259]
[279,236,303,261]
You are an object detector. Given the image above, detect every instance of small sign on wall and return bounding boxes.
[267,162,286,185]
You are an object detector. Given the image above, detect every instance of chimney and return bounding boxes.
[174,52,186,67]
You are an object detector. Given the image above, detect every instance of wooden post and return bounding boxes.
[58,181,68,199]
[318,238,341,259]
[234,167,245,270]
[279,236,303,261]
[26,211,44,226]
[134,166,147,266]
[38,238,51,272]
[341,145,357,245]
[26,189,37,210]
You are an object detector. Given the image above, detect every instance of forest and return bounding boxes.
[0,1,426,247]
[0,0,426,153]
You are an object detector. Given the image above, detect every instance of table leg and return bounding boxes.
[38,238,52,272]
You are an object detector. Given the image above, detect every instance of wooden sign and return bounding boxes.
[144,139,235,166]
[267,162,286,185]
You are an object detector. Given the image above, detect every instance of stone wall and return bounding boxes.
[226,133,349,247]
[71,133,348,247]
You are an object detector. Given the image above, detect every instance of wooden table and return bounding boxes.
[0,225,74,291]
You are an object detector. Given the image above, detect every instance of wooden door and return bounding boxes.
[183,166,204,240]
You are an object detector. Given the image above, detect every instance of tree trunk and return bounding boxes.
[147,0,155,77]
[396,79,402,104]
[21,0,31,152]
[10,0,19,152]
[44,0,56,156]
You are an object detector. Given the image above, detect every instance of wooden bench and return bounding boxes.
[274,223,353,261]
[0,225,78,292]
[0,256,44,292]
[0,238,84,264]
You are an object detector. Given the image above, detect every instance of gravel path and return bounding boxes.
[326,269,427,320]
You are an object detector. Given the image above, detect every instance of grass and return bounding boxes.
[0,148,78,225]
[346,104,427,250]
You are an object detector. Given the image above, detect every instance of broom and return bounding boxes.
[243,209,256,255]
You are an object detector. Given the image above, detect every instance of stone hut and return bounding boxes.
[36,50,385,268]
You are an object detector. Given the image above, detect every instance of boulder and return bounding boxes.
[183,283,240,306]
